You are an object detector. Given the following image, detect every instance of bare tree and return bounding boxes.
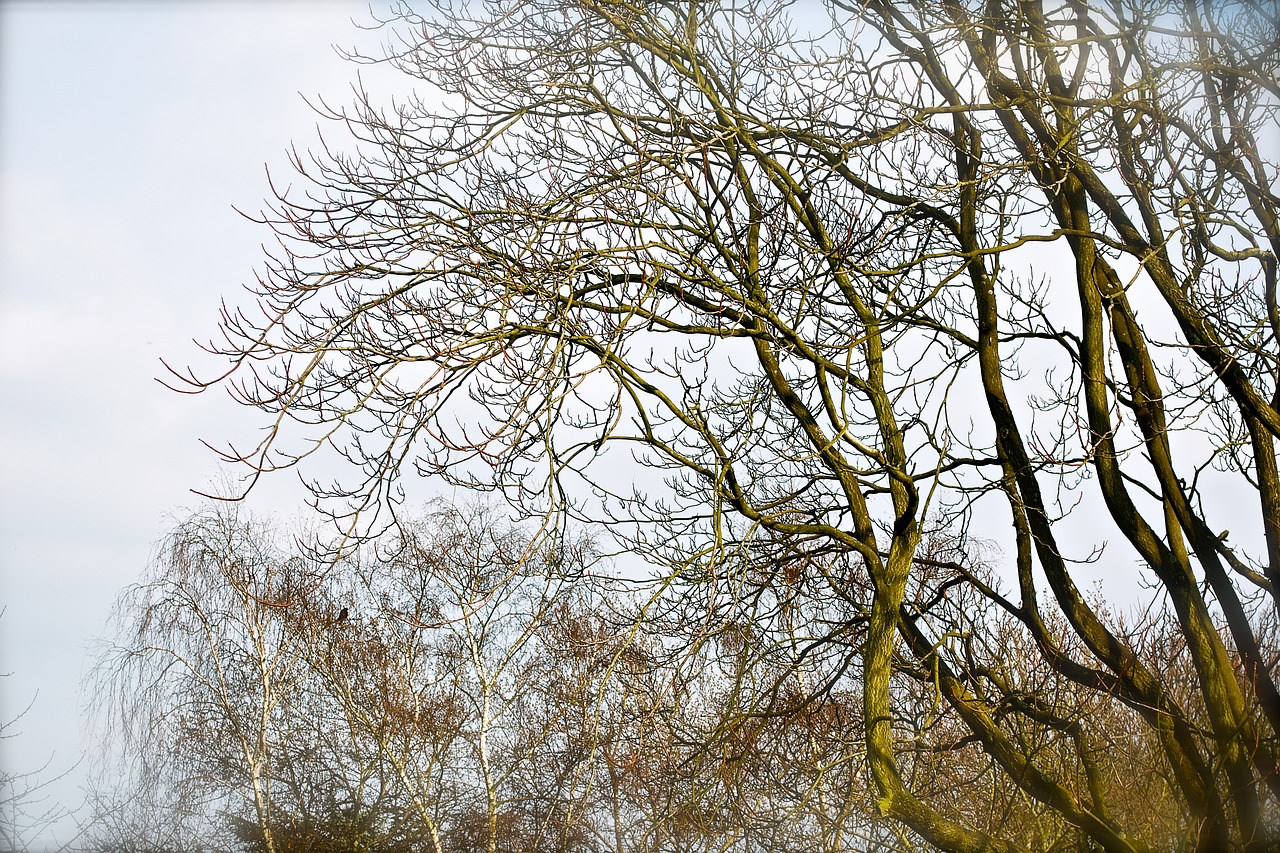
[182,1,1279,847]
[85,503,608,853]
[86,508,327,853]
[286,502,597,853]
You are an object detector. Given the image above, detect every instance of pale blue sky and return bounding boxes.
[0,3,387,846]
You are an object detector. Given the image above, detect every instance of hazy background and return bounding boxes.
[0,3,392,847]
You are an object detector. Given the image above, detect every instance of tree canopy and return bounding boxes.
[177,0,1280,849]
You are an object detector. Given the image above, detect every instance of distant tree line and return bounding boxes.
[80,502,1233,852]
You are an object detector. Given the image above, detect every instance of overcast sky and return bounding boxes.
[0,3,395,846]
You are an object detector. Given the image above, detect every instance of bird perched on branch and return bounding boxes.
[337,606,349,623]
